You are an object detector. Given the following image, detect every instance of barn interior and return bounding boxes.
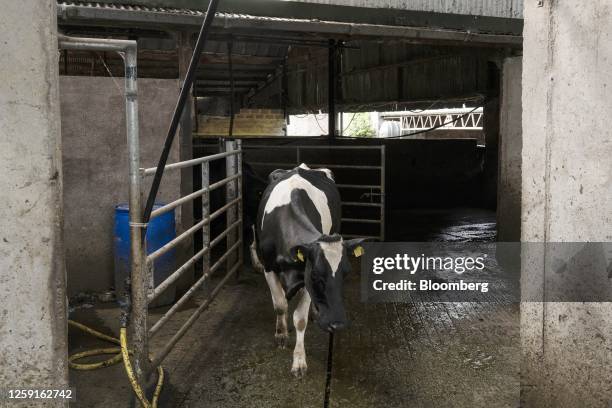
[55,1,523,406]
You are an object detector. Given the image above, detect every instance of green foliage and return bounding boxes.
[344,112,376,138]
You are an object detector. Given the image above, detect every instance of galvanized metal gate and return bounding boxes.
[129,139,243,378]
[242,144,386,241]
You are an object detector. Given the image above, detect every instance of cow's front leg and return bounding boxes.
[264,271,288,348]
[292,288,311,377]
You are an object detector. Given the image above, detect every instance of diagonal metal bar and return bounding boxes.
[142,0,221,224]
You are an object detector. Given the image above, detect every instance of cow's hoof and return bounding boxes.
[291,356,308,378]
[275,333,288,349]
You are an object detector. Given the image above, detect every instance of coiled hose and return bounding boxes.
[68,320,164,408]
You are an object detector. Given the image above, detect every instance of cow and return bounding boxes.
[251,163,366,377]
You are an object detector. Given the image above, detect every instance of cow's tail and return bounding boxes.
[250,224,264,273]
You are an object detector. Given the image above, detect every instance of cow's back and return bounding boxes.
[256,166,340,271]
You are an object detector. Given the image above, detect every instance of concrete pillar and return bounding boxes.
[482,62,501,210]
[0,0,68,403]
[521,1,612,406]
[497,57,522,242]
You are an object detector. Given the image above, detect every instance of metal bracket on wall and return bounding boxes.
[536,0,544,7]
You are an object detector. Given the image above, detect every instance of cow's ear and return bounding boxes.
[290,244,313,263]
[343,238,369,258]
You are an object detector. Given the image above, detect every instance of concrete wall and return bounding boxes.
[60,77,182,297]
[521,1,612,406]
[0,0,69,402]
[497,57,522,242]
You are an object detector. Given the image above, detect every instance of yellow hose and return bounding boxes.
[68,320,163,408]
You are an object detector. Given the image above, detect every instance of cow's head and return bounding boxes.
[291,235,366,332]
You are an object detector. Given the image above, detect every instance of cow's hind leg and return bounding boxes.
[291,288,311,377]
[264,271,288,348]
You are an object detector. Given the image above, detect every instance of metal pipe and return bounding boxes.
[148,196,241,263]
[342,201,382,207]
[59,34,149,384]
[201,162,211,282]
[227,40,235,138]
[225,141,239,276]
[236,141,244,277]
[336,183,381,189]
[149,259,241,369]
[242,145,382,150]
[148,214,241,304]
[328,39,337,139]
[142,149,241,176]
[341,218,381,224]
[246,161,380,170]
[149,173,241,219]
[380,145,386,241]
[343,234,379,239]
[148,236,241,337]
[143,0,221,225]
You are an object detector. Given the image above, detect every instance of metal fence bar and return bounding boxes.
[201,161,211,287]
[150,259,241,368]
[147,196,241,263]
[225,140,240,277]
[242,145,382,150]
[148,216,241,304]
[380,145,386,241]
[142,149,242,176]
[244,143,385,241]
[336,183,381,189]
[248,162,381,170]
[149,222,242,336]
[342,201,382,207]
[236,141,244,274]
[150,173,240,219]
[343,234,380,239]
[341,218,381,224]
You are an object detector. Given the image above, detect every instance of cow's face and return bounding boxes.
[292,235,366,332]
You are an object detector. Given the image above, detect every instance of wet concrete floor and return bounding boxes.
[69,208,519,407]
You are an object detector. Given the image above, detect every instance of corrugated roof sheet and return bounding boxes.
[57,1,311,23]
[291,0,523,19]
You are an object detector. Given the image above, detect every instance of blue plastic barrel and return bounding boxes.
[114,203,176,307]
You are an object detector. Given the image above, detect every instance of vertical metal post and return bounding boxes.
[201,162,210,279]
[227,40,235,138]
[379,145,386,242]
[236,140,243,272]
[225,140,239,275]
[281,60,289,136]
[296,146,301,165]
[328,39,337,139]
[125,44,149,382]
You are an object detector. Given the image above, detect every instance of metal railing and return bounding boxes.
[130,139,243,376]
[243,144,385,241]
[380,107,483,134]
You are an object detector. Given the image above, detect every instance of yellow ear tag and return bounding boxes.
[296,249,305,262]
[353,246,364,258]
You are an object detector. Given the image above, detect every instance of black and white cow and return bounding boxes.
[251,163,365,377]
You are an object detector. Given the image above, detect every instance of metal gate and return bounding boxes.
[129,139,243,378]
[242,143,385,241]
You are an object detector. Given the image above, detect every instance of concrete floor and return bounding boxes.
[69,208,519,407]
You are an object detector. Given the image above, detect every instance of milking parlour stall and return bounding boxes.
[2,1,612,407]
